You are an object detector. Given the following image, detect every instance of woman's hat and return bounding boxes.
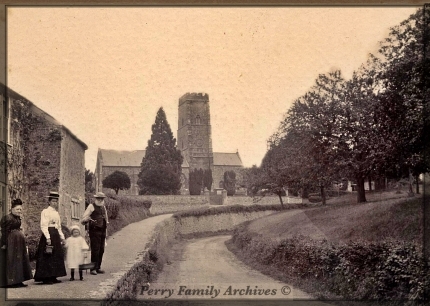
[69,224,81,234]
[93,192,106,199]
[11,198,23,208]
[45,191,60,199]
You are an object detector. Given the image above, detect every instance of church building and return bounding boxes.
[95,92,243,195]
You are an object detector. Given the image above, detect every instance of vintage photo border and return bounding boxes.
[0,1,428,305]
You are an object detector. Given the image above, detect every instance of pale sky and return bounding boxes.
[7,6,418,171]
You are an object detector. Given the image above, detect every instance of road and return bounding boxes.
[138,235,331,304]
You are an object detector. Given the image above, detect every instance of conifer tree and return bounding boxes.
[137,107,183,195]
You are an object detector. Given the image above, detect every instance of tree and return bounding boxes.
[85,169,95,193]
[282,71,347,204]
[102,171,131,194]
[224,171,236,196]
[203,169,213,191]
[374,8,430,192]
[189,168,204,195]
[137,107,183,195]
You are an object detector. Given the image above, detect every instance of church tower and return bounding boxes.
[177,92,213,172]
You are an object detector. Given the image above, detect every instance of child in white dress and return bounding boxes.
[65,225,89,281]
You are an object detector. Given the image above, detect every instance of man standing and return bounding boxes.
[81,192,109,275]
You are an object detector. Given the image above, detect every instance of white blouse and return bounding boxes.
[40,206,65,240]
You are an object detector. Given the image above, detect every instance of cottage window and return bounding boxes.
[71,198,80,220]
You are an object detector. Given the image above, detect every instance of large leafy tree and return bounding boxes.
[137,107,183,195]
[282,71,347,203]
[102,170,131,194]
[374,8,430,191]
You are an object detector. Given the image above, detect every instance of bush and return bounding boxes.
[173,202,317,220]
[308,195,322,203]
[105,197,120,220]
[231,228,430,301]
[142,200,152,210]
[105,195,151,236]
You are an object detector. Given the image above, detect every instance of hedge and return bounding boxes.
[231,227,430,301]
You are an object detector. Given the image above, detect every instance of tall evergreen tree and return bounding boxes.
[137,107,183,195]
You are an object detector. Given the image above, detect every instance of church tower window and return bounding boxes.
[195,115,201,125]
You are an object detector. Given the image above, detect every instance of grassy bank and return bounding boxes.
[248,195,423,245]
[227,193,428,302]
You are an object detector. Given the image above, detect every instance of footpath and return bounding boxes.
[2,214,172,303]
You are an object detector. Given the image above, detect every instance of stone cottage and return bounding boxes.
[0,83,87,236]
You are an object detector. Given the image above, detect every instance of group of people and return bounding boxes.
[0,191,109,288]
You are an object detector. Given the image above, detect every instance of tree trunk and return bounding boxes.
[320,185,326,205]
[115,189,119,194]
[408,168,414,197]
[278,193,284,209]
[368,176,372,191]
[416,174,420,194]
[356,175,367,203]
[301,186,310,199]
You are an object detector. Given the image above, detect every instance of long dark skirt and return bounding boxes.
[34,228,66,282]
[0,230,32,286]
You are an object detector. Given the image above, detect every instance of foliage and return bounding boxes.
[223,170,236,196]
[137,107,183,195]
[85,169,95,193]
[172,202,316,220]
[231,229,429,301]
[203,169,213,191]
[189,168,204,195]
[103,194,151,236]
[262,8,429,204]
[7,99,46,201]
[102,170,131,194]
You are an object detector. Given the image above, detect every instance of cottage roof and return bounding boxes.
[213,152,243,167]
[0,83,88,150]
[99,149,190,168]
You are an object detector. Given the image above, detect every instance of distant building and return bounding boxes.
[95,149,146,196]
[0,83,87,235]
[95,92,243,195]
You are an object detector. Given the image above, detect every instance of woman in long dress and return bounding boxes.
[33,191,67,285]
[0,198,33,288]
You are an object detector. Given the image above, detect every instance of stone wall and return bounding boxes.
[59,128,86,229]
[123,194,209,214]
[24,120,62,237]
[226,195,303,205]
[122,194,302,215]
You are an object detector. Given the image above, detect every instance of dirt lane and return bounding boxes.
[138,235,330,304]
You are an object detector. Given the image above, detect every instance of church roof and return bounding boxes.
[99,149,146,167]
[213,152,243,167]
[99,149,190,168]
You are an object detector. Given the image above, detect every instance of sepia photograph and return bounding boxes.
[0,3,428,305]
